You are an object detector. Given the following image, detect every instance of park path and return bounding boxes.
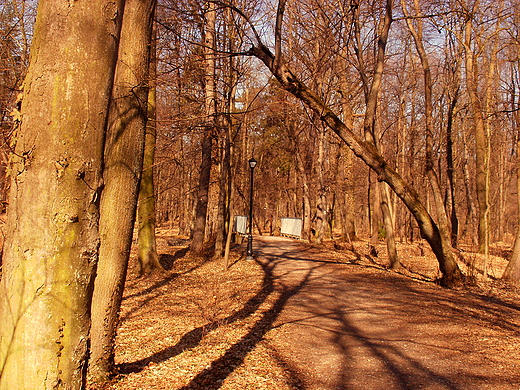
[252,235,520,390]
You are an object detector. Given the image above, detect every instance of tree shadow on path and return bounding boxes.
[177,256,311,390]
[118,254,309,380]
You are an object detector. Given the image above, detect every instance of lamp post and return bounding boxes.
[246,157,257,260]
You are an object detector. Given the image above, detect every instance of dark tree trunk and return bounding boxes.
[191,134,213,254]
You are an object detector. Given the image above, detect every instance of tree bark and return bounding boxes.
[338,79,357,242]
[137,27,161,276]
[380,182,398,269]
[89,0,156,383]
[214,137,228,258]
[191,135,213,254]
[446,87,460,248]
[314,126,327,244]
[191,0,216,254]
[462,12,491,256]
[0,1,124,388]
[287,121,311,241]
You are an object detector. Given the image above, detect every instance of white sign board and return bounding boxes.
[234,215,248,235]
[280,217,302,238]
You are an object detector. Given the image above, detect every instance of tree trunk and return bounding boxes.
[342,150,357,242]
[287,121,311,241]
[89,0,156,383]
[446,87,460,248]
[223,113,237,269]
[337,80,357,242]
[369,173,381,252]
[191,135,213,254]
[380,182,398,269]
[402,0,452,268]
[0,1,124,388]
[137,37,161,276]
[214,137,228,258]
[463,14,491,257]
[314,126,327,244]
[191,0,216,254]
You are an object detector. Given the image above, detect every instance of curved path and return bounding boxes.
[253,236,520,390]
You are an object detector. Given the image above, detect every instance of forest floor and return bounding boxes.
[97,230,520,390]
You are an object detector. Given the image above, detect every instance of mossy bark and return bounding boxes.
[0,1,124,388]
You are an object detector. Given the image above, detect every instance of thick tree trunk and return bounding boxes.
[248,42,463,286]
[336,143,357,243]
[342,162,357,242]
[89,0,155,383]
[0,1,124,388]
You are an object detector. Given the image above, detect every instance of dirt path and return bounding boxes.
[105,234,520,390]
[254,236,520,390]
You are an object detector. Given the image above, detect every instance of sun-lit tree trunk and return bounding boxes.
[191,0,216,254]
[220,5,242,261]
[0,1,124,388]
[338,76,357,242]
[369,172,382,252]
[336,142,357,243]
[137,27,161,275]
[462,8,491,257]
[314,126,327,244]
[380,180,398,268]
[88,0,156,383]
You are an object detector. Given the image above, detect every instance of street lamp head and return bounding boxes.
[249,157,257,169]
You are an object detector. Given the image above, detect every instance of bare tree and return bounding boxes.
[244,0,463,286]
